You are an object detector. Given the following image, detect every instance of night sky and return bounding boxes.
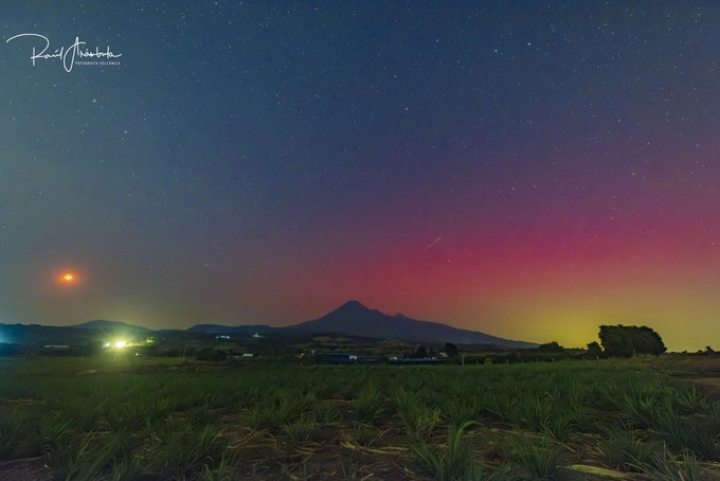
[2,2,720,351]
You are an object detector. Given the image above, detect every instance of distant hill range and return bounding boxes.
[1,301,536,349]
[186,324,274,335]
[70,319,152,333]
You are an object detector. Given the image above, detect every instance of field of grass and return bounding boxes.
[1,356,720,480]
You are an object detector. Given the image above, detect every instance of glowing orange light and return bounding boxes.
[57,270,80,285]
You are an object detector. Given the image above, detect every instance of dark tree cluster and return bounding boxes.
[536,341,565,352]
[445,342,459,358]
[586,341,603,358]
[598,325,666,358]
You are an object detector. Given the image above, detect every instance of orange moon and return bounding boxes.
[58,271,79,285]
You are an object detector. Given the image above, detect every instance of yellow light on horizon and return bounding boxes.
[112,340,128,349]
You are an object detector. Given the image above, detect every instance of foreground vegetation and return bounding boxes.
[1,356,720,480]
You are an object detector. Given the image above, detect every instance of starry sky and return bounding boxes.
[2,1,719,351]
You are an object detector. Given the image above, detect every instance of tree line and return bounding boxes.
[593,324,666,357]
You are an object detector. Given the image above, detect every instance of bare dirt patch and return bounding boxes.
[0,457,52,481]
[688,377,720,401]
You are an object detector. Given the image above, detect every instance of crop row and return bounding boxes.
[0,358,718,480]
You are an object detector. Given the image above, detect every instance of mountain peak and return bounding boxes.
[291,301,537,348]
[334,300,372,314]
[338,300,367,309]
